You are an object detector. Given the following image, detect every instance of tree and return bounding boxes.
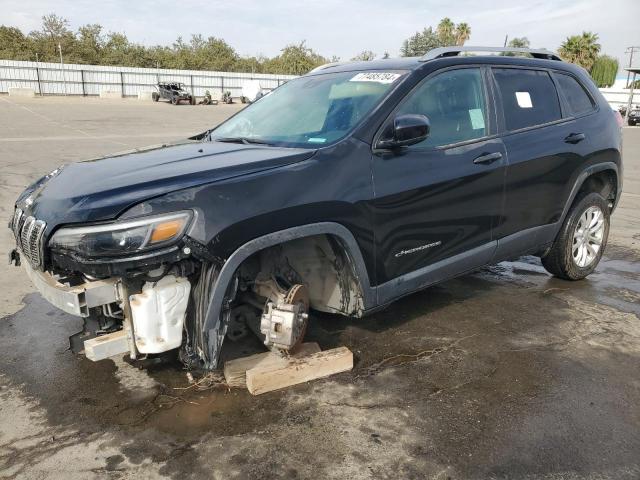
[508,37,530,49]
[351,50,375,61]
[590,55,618,87]
[0,15,337,74]
[0,26,33,61]
[400,27,441,56]
[264,41,328,75]
[558,31,601,71]
[75,24,104,64]
[501,37,531,56]
[437,18,455,45]
[400,19,471,57]
[34,13,75,61]
[454,23,471,46]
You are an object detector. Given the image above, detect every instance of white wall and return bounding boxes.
[0,59,297,97]
[600,87,639,109]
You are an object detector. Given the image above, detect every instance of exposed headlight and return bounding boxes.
[49,211,192,258]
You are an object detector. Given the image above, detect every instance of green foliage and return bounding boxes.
[262,42,329,75]
[590,55,618,87]
[500,37,531,56]
[0,14,330,75]
[558,31,601,71]
[508,37,530,49]
[0,26,33,61]
[400,18,471,57]
[351,50,376,61]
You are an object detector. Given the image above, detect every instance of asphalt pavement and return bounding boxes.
[0,95,638,480]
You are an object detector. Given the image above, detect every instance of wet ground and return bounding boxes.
[0,96,639,479]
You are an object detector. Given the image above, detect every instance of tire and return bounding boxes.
[152,92,159,102]
[541,192,609,280]
[171,97,178,105]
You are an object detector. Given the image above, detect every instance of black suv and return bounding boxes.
[9,46,622,369]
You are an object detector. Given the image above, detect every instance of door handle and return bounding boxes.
[564,133,585,144]
[473,152,503,165]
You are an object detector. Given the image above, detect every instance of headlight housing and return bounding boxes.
[49,211,192,258]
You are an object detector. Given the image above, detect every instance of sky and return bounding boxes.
[2,0,639,70]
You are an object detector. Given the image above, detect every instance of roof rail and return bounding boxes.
[308,62,346,74]
[420,46,562,62]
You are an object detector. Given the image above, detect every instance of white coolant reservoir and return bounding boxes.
[129,275,191,354]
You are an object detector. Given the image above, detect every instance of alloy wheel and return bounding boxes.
[572,206,605,268]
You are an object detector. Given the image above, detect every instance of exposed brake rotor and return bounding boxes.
[260,283,310,352]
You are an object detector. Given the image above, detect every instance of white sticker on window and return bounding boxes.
[308,137,326,143]
[350,72,401,84]
[515,91,533,108]
[469,109,485,130]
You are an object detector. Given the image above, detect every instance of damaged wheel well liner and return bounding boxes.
[198,222,375,367]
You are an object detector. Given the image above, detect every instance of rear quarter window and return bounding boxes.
[493,68,562,131]
[553,72,596,117]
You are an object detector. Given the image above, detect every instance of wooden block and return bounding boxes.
[224,342,321,387]
[84,330,129,362]
[246,347,353,395]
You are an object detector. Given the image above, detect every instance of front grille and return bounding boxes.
[11,209,46,269]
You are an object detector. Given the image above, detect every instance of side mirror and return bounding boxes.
[377,114,430,149]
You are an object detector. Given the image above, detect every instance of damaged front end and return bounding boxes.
[9,202,366,371]
[8,206,229,369]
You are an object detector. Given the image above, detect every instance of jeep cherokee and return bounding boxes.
[9,46,623,369]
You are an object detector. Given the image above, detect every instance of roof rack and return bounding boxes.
[309,61,347,74]
[420,46,562,62]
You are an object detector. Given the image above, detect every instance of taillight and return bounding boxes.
[614,110,624,128]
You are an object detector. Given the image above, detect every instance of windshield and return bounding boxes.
[211,70,406,148]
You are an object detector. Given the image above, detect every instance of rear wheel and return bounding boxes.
[152,92,159,102]
[171,96,178,105]
[541,193,609,280]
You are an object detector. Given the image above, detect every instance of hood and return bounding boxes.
[17,140,315,228]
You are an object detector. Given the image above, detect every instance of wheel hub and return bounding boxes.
[572,205,604,268]
[259,284,310,351]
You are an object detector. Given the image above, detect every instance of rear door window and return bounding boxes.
[553,73,595,117]
[493,68,561,131]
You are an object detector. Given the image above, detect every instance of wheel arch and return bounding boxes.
[201,222,376,363]
[560,162,620,227]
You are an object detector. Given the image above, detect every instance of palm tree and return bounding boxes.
[437,18,455,45]
[508,37,530,49]
[559,31,601,71]
[454,23,471,46]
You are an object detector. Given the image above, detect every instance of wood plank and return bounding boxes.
[246,346,353,395]
[223,342,321,388]
[84,330,129,362]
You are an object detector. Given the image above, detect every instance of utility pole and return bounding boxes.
[503,35,508,47]
[625,46,640,88]
[58,43,67,95]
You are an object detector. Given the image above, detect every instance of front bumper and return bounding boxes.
[22,261,121,317]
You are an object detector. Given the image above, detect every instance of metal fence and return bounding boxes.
[600,88,638,109]
[0,59,297,97]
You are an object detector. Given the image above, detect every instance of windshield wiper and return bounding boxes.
[213,136,274,146]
